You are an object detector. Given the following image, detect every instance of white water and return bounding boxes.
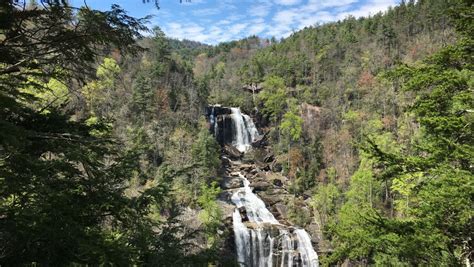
[231,174,319,267]
[230,107,259,152]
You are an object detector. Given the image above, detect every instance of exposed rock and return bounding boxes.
[238,206,248,222]
[214,115,235,145]
[263,152,274,163]
[221,176,244,189]
[221,156,232,166]
[217,200,237,221]
[218,190,234,203]
[258,192,282,206]
[300,103,323,140]
[274,203,288,220]
[205,105,232,117]
[251,131,269,148]
[177,207,203,229]
[250,181,271,191]
[255,161,270,171]
[249,168,259,175]
[229,171,241,177]
[223,144,242,159]
[239,164,254,172]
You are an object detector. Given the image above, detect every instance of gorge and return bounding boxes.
[209,105,319,267]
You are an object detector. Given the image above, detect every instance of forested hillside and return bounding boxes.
[196,0,473,265]
[0,0,472,266]
[1,1,223,265]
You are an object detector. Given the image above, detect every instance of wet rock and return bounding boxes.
[221,156,232,166]
[238,206,249,222]
[218,190,233,202]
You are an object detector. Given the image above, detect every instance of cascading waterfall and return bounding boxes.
[231,175,318,267]
[218,107,318,267]
[229,107,259,152]
[208,106,259,153]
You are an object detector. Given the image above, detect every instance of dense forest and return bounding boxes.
[0,0,472,266]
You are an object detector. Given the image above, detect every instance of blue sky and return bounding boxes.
[71,0,400,44]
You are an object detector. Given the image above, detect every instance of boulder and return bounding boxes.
[258,192,282,206]
[221,176,243,190]
[239,164,254,172]
[218,190,233,202]
[238,206,249,222]
[229,171,241,177]
[251,181,271,191]
[274,203,289,220]
[249,168,259,175]
[223,145,242,159]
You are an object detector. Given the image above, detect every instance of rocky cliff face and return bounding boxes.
[206,105,233,146]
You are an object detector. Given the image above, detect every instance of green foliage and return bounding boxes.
[83,57,121,118]
[192,119,221,180]
[312,170,341,228]
[345,156,380,209]
[336,5,474,264]
[280,109,303,142]
[197,181,223,247]
[0,1,216,265]
[259,75,287,121]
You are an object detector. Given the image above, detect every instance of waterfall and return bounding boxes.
[230,108,259,152]
[209,105,318,266]
[231,174,319,267]
[208,106,259,152]
[210,106,219,138]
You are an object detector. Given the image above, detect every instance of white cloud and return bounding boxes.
[228,23,249,35]
[249,3,272,17]
[160,0,399,44]
[192,8,220,16]
[336,0,397,19]
[248,19,267,35]
[274,0,302,5]
[273,9,298,25]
